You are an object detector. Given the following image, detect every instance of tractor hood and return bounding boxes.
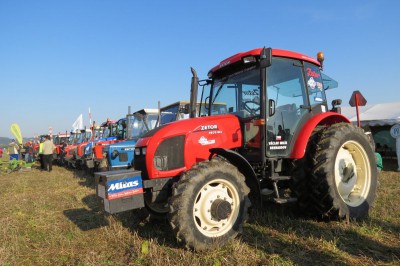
[135,114,242,179]
[109,139,137,149]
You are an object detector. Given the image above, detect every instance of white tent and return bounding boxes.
[341,102,400,167]
[341,102,400,127]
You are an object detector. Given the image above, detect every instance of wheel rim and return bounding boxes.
[334,140,372,207]
[193,178,240,237]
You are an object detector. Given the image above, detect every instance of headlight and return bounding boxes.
[135,147,141,156]
[142,147,146,155]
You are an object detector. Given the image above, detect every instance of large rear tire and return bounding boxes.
[301,123,378,220]
[291,126,325,214]
[169,157,251,251]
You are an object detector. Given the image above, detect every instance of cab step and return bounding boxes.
[274,197,297,204]
[271,175,291,181]
[261,188,274,196]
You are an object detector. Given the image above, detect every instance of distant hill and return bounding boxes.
[0,137,34,147]
[0,137,12,147]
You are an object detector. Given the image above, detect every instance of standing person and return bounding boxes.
[39,139,44,170]
[8,139,20,160]
[23,142,29,162]
[59,139,67,165]
[26,142,34,163]
[42,135,55,172]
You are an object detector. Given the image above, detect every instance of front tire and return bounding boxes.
[169,157,250,251]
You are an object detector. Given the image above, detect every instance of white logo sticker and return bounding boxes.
[198,136,216,146]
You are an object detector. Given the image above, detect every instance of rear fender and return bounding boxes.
[209,148,261,208]
[290,112,350,159]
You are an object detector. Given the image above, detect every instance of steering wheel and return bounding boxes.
[243,100,260,116]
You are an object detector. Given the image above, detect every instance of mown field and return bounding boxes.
[0,160,399,265]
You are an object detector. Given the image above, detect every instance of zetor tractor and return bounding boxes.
[96,47,377,251]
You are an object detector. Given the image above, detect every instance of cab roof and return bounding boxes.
[135,108,159,115]
[209,48,320,74]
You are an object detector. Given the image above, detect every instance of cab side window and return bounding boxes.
[304,62,326,107]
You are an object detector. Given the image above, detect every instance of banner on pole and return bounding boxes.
[10,123,23,145]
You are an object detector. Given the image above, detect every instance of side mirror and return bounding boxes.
[331,98,342,113]
[260,47,272,69]
[332,99,342,107]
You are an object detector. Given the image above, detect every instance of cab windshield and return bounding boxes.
[53,136,59,144]
[210,66,261,119]
[93,129,103,140]
[76,132,85,144]
[68,134,76,145]
[159,105,182,125]
[128,113,159,139]
[208,59,329,120]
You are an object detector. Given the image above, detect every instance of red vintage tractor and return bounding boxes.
[96,47,377,251]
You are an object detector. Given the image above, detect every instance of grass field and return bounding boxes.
[0,160,399,265]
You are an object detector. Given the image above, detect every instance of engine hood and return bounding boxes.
[136,114,242,147]
[135,114,243,179]
[109,139,137,149]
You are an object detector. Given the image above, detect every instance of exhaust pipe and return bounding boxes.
[189,67,199,118]
[126,106,132,139]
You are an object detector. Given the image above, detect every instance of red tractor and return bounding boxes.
[73,124,106,168]
[96,48,377,251]
[85,118,126,171]
[53,132,70,163]
[64,129,92,167]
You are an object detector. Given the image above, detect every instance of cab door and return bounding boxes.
[266,57,308,158]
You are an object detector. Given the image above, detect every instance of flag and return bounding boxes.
[10,123,23,145]
[89,107,93,128]
[72,114,84,131]
[49,127,53,139]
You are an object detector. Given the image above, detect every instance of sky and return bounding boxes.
[1,0,399,138]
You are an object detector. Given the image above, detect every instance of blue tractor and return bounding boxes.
[106,108,159,170]
[105,100,227,170]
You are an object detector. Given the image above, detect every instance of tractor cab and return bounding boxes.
[126,109,159,140]
[74,125,105,166]
[200,48,337,161]
[107,108,159,170]
[157,101,192,125]
[65,129,92,166]
[100,119,118,141]
[84,119,118,169]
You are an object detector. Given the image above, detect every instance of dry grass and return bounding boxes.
[0,160,399,265]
